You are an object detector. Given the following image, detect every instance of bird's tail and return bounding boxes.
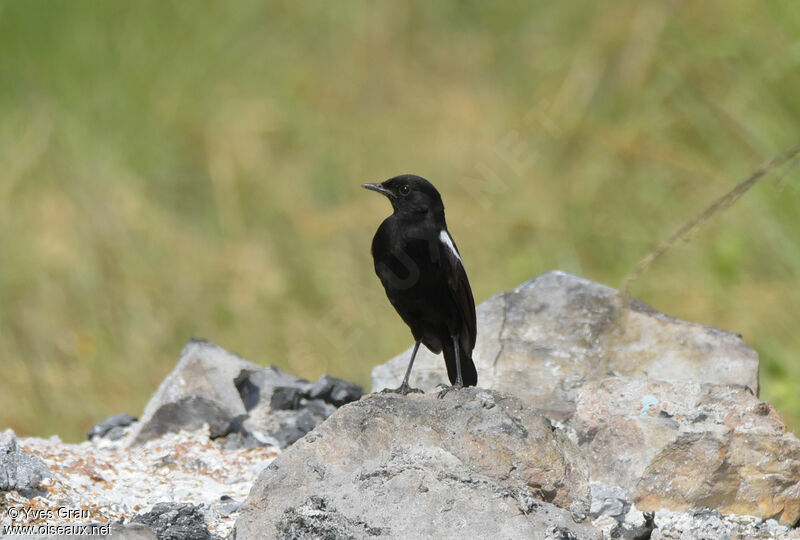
[443,337,478,387]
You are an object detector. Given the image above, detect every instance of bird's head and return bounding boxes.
[362,174,444,217]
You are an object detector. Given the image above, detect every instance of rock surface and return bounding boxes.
[637,431,800,525]
[235,389,598,539]
[372,271,760,420]
[573,377,800,525]
[0,429,51,497]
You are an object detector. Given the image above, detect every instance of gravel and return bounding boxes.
[1,424,277,538]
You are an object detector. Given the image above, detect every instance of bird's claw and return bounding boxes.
[381,384,424,396]
[436,383,463,399]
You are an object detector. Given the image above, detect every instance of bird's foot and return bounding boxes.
[380,383,424,396]
[436,383,463,399]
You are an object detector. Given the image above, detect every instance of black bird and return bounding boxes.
[363,174,477,394]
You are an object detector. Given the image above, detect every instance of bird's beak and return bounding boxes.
[362,182,393,198]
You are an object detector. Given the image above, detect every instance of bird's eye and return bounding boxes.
[399,184,410,196]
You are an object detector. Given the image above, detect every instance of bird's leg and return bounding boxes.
[453,336,464,388]
[400,339,423,391]
[381,340,424,395]
[437,336,464,398]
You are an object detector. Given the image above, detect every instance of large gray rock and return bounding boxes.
[372,271,760,420]
[235,389,599,539]
[574,377,800,525]
[0,429,51,497]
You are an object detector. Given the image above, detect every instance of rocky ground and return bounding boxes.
[2,271,799,539]
[2,427,276,538]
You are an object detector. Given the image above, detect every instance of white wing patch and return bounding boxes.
[439,230,462,264]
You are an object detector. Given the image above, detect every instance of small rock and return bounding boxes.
[616,510,656,540]
[217,500,241,518]
[307,374,363,407]
[132,502,212,540]
[589,482,630,519]
[235,366,312,412]
[476,391,496,409]
[87,413,138,440]
[239,377,348,449]
[136,396,242,442]
[217,429,276,450]
[270,387,305,410]
[266,408,329,448]
[0,429,52,497]
[570,498,589,522]
[302,399,338,418]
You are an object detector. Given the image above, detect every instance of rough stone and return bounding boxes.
[234,366,312,413]
[591,509,656,540]
[589,482,631,520]
[129,339,262,445]
[138,396,238,442]
[636,431,800,526]
[236,372,358,449]
[87,413,138,441]
[131,502,212,540]
[235,389,598,539]
[573,377,800,525]
[0,429,51,497]
[269,387,305,410]
[372,271,760,420]
[127,339,360,449]
[307,374,363,407]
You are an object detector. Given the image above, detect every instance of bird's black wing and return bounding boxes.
[438,230,476,350]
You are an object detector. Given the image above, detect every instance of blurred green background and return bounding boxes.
[1,1,799,441]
